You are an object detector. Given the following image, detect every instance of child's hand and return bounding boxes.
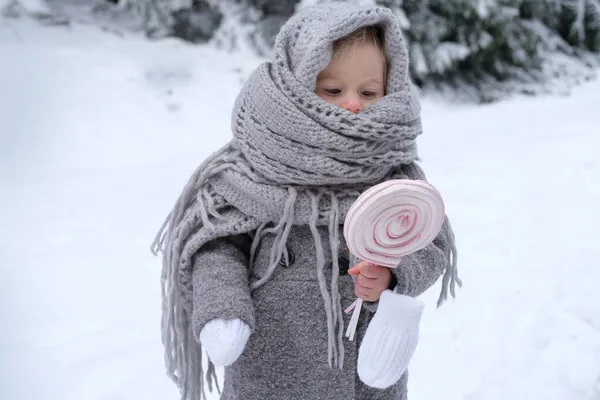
[348,261,392,302]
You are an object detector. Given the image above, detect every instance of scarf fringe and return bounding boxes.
[436,216,462,308]
[308,190,338,368]
[152,145,239,400]
[328,192,346,368]
[249,187,298,291]
[247,187,345,369]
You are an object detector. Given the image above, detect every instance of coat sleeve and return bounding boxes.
[391,222,450,298]
[191,233,256,342]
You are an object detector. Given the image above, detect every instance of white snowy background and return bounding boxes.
[1,14,600,400]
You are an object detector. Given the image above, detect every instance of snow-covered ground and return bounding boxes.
[1,16,599,400]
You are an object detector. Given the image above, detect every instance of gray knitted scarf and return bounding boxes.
[151,3,460,400]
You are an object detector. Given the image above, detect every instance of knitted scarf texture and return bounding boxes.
[151,3,460,399]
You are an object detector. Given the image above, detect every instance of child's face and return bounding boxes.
[316,41,386,114]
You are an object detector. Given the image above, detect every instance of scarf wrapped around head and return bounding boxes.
[151,3,459,399]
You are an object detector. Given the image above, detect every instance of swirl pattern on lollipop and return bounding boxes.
[344,179,446,268]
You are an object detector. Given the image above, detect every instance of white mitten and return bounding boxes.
[357,290,424,389]
[199,318,251,367]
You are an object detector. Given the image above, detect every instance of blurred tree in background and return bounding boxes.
[4,0,599,102]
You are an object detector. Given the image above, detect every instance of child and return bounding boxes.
[152,3,459,400]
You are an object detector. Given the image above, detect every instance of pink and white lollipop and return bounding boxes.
[343,179,446,340]
[344,179,446,268]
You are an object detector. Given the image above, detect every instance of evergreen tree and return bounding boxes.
[107,0,599,101]
[376,0,600,102]
[114,0,221,41]
[111,0,301,52]
[557,0,600,51]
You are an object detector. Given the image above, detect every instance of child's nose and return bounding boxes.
[342,96,362,114]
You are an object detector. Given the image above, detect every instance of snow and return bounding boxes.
[1,16,600,400]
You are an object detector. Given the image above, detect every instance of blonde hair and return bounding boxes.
[333,25,387,88]
[333,25,386,56]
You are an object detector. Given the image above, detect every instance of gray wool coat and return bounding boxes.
[191,223,449,400]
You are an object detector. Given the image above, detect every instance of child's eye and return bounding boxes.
[361,91,377,98]
[324,88,341,95]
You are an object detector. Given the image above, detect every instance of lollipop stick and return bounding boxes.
[344,298,360,314]
[345,298,363,341]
